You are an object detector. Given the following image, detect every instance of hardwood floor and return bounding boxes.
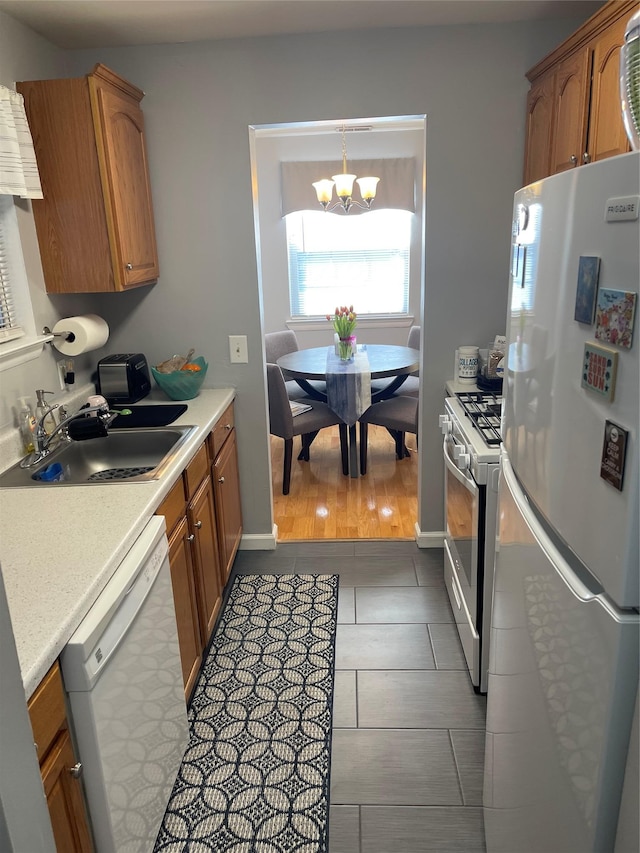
[270,424,418,541]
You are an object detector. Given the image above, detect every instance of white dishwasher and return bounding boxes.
[60,515,189,853]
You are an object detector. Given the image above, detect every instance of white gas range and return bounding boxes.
[439,390,502,694]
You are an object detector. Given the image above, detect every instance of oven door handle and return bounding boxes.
[443,435,478,493]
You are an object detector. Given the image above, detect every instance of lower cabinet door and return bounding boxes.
[41,729,93,853]
[213,431,243,585]
[167,516,202,700]
[189,475,222,644]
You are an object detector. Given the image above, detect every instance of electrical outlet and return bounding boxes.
[229,335,248,363]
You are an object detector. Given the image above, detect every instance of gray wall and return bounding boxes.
[1,12,587,539]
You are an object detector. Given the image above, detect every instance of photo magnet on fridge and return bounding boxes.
[582,342,618,402]
[573,256,600,324]
[600,420,628,491]
[594,288,637,349]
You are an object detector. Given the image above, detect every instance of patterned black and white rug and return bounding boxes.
[155,573,338,853]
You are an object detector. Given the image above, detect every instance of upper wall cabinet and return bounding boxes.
[523,0,634,186]
[17,64,159,293]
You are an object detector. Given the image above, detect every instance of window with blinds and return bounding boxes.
[286,209,411,317]
[0,195,31,345]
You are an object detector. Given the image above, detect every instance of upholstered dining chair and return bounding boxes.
[358,395,419,475]
[401,324,421,397]
[370,325,421,398]
[264,330,326,400]
[267,363,348,494]
[264,331,304,400]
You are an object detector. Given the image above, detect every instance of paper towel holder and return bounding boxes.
[42,325,75,344]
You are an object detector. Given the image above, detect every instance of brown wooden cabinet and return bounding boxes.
[186,446,223,641]
[157,438,224,700]
[549,48,591,175]
[166,509,202,700]
[209,403,243,585]
[523,72,556,186]
[523,0,634,185]
[18,64,159,293]
[28,663,93,852]
[213,429,243,584]
[588,12,633,164]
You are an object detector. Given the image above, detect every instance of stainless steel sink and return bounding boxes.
[0,426,198,487]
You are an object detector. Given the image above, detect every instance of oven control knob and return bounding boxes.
[457,452,470,470]
[439,414,452,434]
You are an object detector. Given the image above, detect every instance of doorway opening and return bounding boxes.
[249,115,426,541]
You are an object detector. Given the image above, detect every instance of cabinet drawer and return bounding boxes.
[28,662,66,764]
[184,442,209,497]
[157,476,187,533]
[210,403,235,458]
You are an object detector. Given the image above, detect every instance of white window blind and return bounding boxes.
[0,196,24,342]
[286,209,411,317]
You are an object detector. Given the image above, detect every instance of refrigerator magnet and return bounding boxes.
[594,288,637,349]
[600,420,628,491]
[582,342,618,402]
[573,256,600,325]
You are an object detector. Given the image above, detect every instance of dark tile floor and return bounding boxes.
[232,541,487,853]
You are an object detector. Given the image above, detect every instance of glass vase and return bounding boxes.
[338,335,357,361]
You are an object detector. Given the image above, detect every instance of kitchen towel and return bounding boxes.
[51,314,109,356]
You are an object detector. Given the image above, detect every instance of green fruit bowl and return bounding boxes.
[151,357,208,400]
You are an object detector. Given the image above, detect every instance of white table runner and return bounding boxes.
[325,347,372,426]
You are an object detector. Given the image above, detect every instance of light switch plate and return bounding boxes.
[229,335,248,363]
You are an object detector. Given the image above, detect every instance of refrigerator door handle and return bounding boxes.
[502,455,599,604]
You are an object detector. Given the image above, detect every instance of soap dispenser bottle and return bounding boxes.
[18,397,36,453]
[35,389,57,436]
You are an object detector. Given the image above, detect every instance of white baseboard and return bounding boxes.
[414,524,445,548]
[240,525,442,550]
[239,525,278,550]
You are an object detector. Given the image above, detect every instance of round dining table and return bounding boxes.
[277,344,420,403]
[277,344,420,477]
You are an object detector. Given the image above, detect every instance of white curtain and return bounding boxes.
[280,157,415,216]
[0,85,43,199]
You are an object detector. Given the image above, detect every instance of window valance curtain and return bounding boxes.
[0,84,43,199]
[280,157,415,217]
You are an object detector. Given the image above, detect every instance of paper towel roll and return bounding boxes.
[52,314,109,356]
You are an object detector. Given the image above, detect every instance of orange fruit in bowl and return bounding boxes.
[181,363,202,372]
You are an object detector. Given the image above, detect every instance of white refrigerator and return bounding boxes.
[484,152,640,853]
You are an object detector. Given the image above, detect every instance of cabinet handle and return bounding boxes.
[569,154,578,165]
[194,520,202,529]
[125,263,133,270]
[69,762,83,779]
[225,423,232,431]
[218,476,225,484]
[187,534,195,542]
[582,152,591,164]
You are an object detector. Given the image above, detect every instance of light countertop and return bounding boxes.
[445,379,481,396]
[0,388,235,700]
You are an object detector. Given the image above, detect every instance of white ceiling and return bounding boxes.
[0,0,606,49]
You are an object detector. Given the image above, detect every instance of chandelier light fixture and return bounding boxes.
[312,125,380,213]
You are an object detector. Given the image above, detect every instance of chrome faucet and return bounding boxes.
[20,402,116,468]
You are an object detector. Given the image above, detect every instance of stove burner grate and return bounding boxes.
[456,392,503,446]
